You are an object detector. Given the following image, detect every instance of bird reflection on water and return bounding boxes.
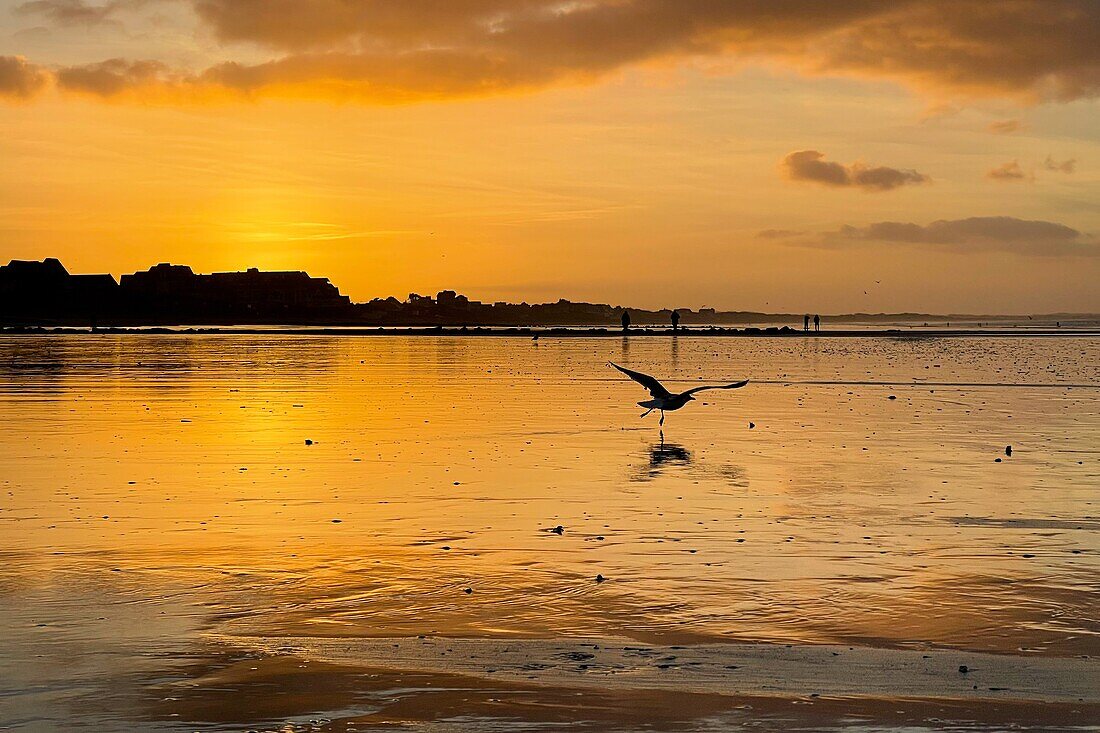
[650,433,691,466]
[633,432,747,486]
[634,432,692,481]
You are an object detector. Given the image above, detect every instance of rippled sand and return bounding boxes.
[0,335,1097,731]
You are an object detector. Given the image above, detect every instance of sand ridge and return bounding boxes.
[213,635,1099,704]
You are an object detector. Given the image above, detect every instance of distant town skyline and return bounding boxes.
[1,1,1098,312]
[5,258,1097,330]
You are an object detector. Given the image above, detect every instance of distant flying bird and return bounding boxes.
[609,362,748,426]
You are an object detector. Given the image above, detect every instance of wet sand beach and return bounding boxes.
[1,334,1097,731]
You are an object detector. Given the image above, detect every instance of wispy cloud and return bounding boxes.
[13,0,142,27]
[987,119,1026,135]
[757,229,806,240]
[1044,156,1077,173]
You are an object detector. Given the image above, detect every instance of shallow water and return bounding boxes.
[1,335,1097,731]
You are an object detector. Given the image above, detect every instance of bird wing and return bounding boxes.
[681,379,749,397]
[609,362,672,398]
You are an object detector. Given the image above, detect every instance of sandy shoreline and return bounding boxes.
[213,635,1098,704]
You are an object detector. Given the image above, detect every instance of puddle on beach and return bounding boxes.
[1,335,1097,731]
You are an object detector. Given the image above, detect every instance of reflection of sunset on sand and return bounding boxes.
[1,334,1097,729]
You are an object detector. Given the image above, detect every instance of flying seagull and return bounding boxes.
[609,362,748,426]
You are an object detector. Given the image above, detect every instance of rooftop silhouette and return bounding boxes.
[1,258,1094,329]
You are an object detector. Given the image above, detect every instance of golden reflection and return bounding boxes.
[0,334,1097,656]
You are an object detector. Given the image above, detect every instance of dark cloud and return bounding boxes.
[987,119,1026,134]
[986,161,1029,182]
[782,150,930,192]
[183,0,1100,102]
[56,58,172,96]
[1044,156,1077,173]
[849,165,931,191]
[14,1,1100,104]
[0,55,50,99]
[827,216,1097,256]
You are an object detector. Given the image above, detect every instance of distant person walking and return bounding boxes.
[621,311,631,332]
[671,310,680,331]
[803,314,809,331]
[813,314,820,332]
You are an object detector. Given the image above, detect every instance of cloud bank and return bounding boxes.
[5,0,1100,104]
[827,216,1098,256]
[782,150,930,192]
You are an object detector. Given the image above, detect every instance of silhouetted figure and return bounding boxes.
[671,310,680,331]
[621,311,631,332]
[813,314,820,332]
[803,314,809,331]
[609,362,748,426]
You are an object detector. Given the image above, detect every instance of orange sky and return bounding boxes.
[1,1,1098,312]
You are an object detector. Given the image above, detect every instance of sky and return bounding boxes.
[0,0,1098,313]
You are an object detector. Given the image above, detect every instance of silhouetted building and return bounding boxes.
[0,258,119,325]
[118,264,350,322]
[1,258,350,325]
